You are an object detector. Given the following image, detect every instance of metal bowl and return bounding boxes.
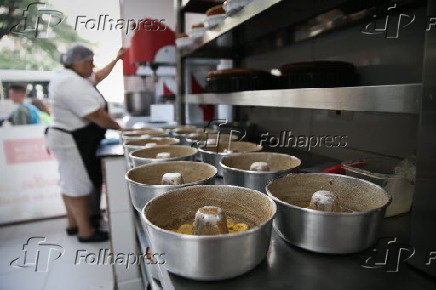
[122,130,169,142]
[126,161,217,213]
[198,141,262,176]
[141,185,277,281]
[130,145,198,167]
[185,133,240,147]
[266,173,391,254]
[221,152,301,193]
[162,125,196,136]
[120,128,163,142]
[174,128,217,145]
[145,130,170,138]
[123,138,180,167]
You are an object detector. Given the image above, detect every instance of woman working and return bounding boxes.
[46,44,123,242]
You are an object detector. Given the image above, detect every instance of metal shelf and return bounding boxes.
[180,0,283,57]
[181,0,224,13]
[184,84,421,114]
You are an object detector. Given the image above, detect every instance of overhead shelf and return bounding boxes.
[184,84,421,114]
[180,0,284,57]
[181,0,225,13]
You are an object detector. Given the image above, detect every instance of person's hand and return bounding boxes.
[116,48,124,61]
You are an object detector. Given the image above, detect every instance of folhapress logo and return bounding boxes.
[10,2,65,38]
[361,237,415,272]
[190,119,246,149]
[10,237,64,272]
[361,3,415,39]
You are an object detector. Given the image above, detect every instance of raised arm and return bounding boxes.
[94,48,124,85]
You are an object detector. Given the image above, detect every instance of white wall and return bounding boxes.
[119,0,176,47]
[50,0,124,103]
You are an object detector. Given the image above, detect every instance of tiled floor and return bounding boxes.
[0,218,114,290]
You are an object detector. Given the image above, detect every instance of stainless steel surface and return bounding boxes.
[409,0,436,279]
[96,144,123,158]
[126,161,217,213]
[174,128,217,145]
[266,173,391,254]
[198,141,262,176]
[221,152,301,193]
[134,178,436,289]
[141,185,276,281]
[124,91,154,116]
[185,84,421,114]
[203,0,282,42]
[123,138,180,168]
[163,125,196,136]
[121,131,170,142]
[133,211,169,287]
[163,0,435,287]
[160,214,436,290]
[130,145,198,167]
[178,0,284,57]
[185,133,239,147]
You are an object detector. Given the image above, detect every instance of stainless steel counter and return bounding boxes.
[96,144,123,158]
[163,214,436,290]
[134,177,436,289]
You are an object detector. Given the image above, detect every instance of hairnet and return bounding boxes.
[61,43,94,66]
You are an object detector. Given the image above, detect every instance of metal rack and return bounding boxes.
[141,0,436,287]
[185,84,421,113]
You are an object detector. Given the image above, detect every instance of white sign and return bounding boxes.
[0,125,64,224]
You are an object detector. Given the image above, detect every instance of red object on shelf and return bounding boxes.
[321,161,368,175]
[200,105,215,122]
[191,73,204,94]
[130,18,175,64]
[322,165,346,175]
[163,83,173,95]
[122,47,137,76]
[190,72,214,121]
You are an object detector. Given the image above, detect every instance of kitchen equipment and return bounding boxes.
[266,173,391,254]
[342,156,415,217]
[204,14,227,29]
[175,35,194,48]
[143,130,170,138]
[120,128,162,142]
[198,141,262,176]
[221,152,301,193]
[126,161,217,213]
[223,0,254,15]
[185,133,239,147]
[122,130,169,142]
[121,127,163,133]
[123,137,180,167]
[174,128,217,145]
[162,125,196,136]
[130,145,198,167]
[124,91,154,116]
[141,185,276,280]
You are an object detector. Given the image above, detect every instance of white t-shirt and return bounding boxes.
[49,69,105,131]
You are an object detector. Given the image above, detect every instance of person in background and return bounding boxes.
[8,83,41,125]
[31,98,52,125]
[46,43,123,243]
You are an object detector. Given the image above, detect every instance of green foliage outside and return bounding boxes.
[0,0,88,70]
